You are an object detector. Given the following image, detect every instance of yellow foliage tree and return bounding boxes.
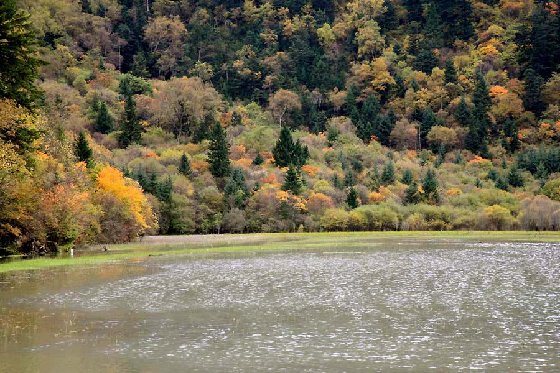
[95,166,157,242]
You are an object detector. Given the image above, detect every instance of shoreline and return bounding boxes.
[1,231,560,274]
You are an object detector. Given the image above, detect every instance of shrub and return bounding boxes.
[541,178,560,201]
[520,195,560,230]
[479,205,516,230]
[320,208,349,231]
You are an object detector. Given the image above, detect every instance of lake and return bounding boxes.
[1,238,559,372]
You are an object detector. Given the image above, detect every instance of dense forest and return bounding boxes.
[1,0,560,254]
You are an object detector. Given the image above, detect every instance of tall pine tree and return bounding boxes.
[422,168,440,204]
[208,122,231,178]
[272,126,309,167]
[0,0,43,108]
[179,153,191,176]
[522,68,545,117]
[466,73,491,156]
[282,165,303,195]
[346,187,359,209]
[74,131,94,168]
[94,101,114,134]
[444,60,458,84]
[118,94,142,148]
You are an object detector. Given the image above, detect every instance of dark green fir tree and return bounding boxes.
[252,153,264,165]
[74,131,94,168]
[272,127,308,168]
[273,126,295,167]
[422,168,439,204]
[118,94,142,148]
[224,168,249,208]
[420,108,438,149]
[179,153,191,176]
[535,161,548,187]
[495,176,509,190]
[346,187,359,209]
[94,101,114,134]
[282,165,302,195]
[522,68,545,117]
[414,45,439,74]
[444,60,458,84]
[0,0,43,108]
[401,169,414,185]
[404,180,421,204]
[208,122,231,178]
[156,177,173,203]
[423,3,444,48]
[466,73,491,156]
[374,115,394,146]
[502,117,520,153]
[508,165,524,188]
[381,161,396,185]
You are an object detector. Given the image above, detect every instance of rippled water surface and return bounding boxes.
[1,239,560,372]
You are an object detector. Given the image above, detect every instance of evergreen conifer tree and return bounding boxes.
[414,46,438,74]
[272,127,308,167]
[536,161,548,187]
[0,0,42,108]
[357,94,380,143]
[333,174,343,189]
[224,168,249,208]
[444,60,458,84]
[137,172,148,191]
[374,115,394,146]
[344,171,355,187]
[74,131,94,168]
[401,169,414,185]
[179,153,191,176]
[466,73,492,155]
[487,168,498,181]
[503,117,520,153]
[420,108,438,149]
[403,0,423,23]
[404,180,421,204]
[118,94,142,148]
[147,173,158,195]
[381,161,396,185]
[208,122,231,178]
[439,0,474,45]
[252,153,264,165]
[422,169,439,204]
[394,74,407,98]
[508,165,524,187]
[273,126,295,167]
[424,3,444,48]
[282,165,302,195]
[495,176,509,190]
[94,101,114,134]
[231,111,242,126]
[346,187,359,209]
[156,177,173,203]
[131,51,150,78]
[522,68,545,117]
[346,84,360,121]
[293,140,309,167]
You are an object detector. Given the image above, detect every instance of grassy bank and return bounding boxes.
[1,231,560,274]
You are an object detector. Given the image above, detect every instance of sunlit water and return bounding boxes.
[1,240,559,372]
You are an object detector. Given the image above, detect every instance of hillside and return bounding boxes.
[1,0,560,254]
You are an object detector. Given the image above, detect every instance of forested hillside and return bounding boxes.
[1,0,560,254]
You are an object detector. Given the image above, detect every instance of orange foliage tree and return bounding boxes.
[95,166,157,243]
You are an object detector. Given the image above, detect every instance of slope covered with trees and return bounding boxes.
[2,0,560,254]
